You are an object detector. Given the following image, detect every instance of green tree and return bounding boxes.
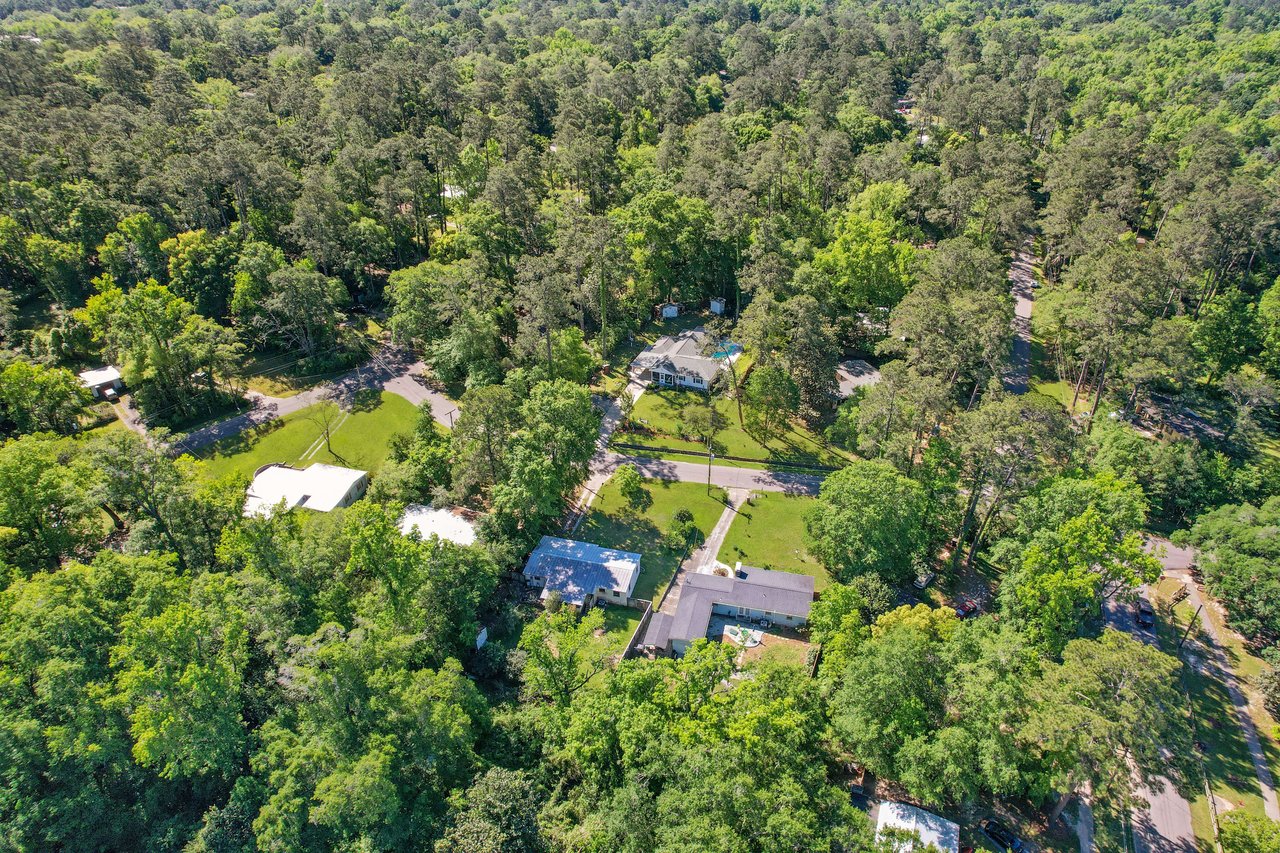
[1220,811,1280,853]
[98,213,170,286]
[0,359,90,436]
[0,434,97,574]
[806,459,929,583]
[161,229,238,319]
[742,363,799,442]
[520,607,608,706]
[613,463,649,513]
[1026,630,1192,822]
[437,768,545,853]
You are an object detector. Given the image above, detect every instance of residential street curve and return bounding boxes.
[172,348,456,453]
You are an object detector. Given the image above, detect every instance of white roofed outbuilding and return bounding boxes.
[244,463,368,517]
[399,504,477,546]
[78,365,123,398]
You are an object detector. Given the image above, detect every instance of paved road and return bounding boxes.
[1003,239,1036,395]
[611,453,824,494]
[172,348,456,453]
[1103,591,1197,853]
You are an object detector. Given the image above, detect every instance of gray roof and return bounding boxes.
[523,536,641,607]
[641,566,815,649]
[632,329,724,383]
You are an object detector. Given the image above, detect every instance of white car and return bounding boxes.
[913,570,936,590]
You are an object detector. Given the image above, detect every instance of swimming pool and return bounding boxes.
[713,342,742,359]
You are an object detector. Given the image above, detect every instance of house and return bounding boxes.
[639,565,815,657]
[244,463,369,517]
[874,802,960,853]
[399,503,477,546]
[523,536,641,610]
[79,365,124,400]
[631,328,740,391]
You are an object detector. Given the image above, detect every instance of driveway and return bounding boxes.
[1103,591,1197,853]
[1003,239,1036,395]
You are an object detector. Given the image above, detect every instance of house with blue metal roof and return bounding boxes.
[522,536,642,609]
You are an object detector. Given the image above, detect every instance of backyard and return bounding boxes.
[717,492,830,591]
[196,390,418,481]
[576,475,728,602]
[615,387,852,470]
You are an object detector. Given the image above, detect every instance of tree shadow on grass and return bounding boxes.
[348,387,382,413]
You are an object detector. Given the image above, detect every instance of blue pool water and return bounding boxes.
[713,342,742,359]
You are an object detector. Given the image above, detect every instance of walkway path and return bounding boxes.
[172,347,456,453]
[659,488,750,616]
[1003,238,1037,395]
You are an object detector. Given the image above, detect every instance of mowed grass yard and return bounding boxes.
[1151,578,1270,849]
[618,387,851,470]
[196,391,418,481]
[577,476,728,602]
[717,492,830,591]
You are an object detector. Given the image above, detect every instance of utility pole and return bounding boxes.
[1179,605,1203,649]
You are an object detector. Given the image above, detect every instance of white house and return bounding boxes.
[875,802,960,853]
[399,503,477,546]
[523,536,641,610]
[78,365,123,400]
[631,329,741,391]
[244,463,368,517]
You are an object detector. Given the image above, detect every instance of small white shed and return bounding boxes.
[78,365,123,399]
[709,297,726,315]
[659,302,680,319]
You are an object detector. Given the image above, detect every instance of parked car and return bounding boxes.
[102,387,119,403]
[1135,599,1156,628]
[979,818,1026,852]
[954,599,980,619]
[913,570,936,590]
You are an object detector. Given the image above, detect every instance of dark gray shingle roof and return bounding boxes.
[642,566,814,650]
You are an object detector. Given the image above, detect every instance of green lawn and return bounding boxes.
[618,387,851,470]
[588,605,644,666]
[196,390,418,481]
[1151,578,1267,849]
[717,492,829,591]
[577,476,728,603]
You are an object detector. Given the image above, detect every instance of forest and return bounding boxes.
[2,0,1280,849]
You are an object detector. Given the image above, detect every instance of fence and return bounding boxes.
[622,600,654,660]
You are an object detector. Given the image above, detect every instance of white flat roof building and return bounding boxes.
[875,802,960,853]
[79,365,122,388]
[244,463,368,517]
[399,503,477,546]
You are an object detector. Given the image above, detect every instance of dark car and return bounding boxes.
[979,818,1026,853]
[1135,599,1156,628]
[954,599,980,619]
